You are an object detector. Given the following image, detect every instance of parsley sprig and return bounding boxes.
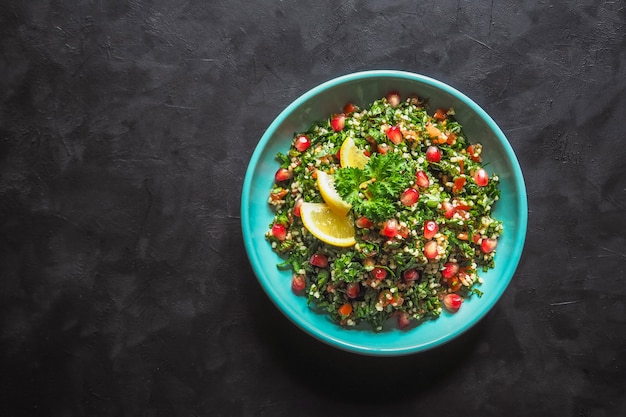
[334,152,413,222]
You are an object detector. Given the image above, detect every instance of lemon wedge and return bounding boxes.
[340,137,370,169]
[300,202,356,247]
[316,170,352,216]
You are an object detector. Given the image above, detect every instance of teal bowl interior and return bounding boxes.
[241,70,527,356]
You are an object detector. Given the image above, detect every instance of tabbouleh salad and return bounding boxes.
[265,91,503,331]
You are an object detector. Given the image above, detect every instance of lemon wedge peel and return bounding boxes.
[316,170,352,217]
[340,137,370,169]
[299,202,356,247]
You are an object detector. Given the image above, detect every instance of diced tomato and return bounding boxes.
[433,108,447,121]
[377,143,389,154]
[338,302,353,317]
[270,188,288,201]
[452,177,466,193]
[467,144,482,162]
[423,220,438,239]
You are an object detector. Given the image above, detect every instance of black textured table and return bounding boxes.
[2,1,625,416]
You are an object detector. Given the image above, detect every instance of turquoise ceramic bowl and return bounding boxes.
[241,70,527,356]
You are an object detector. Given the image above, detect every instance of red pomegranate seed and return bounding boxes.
[382,218,399,238]
[291,274,306,292]
[442,262,460,279]
[415,170,430,188]
[271,223,287,241]
[425,146,442,163]
[274,168,293,182]
[371,267,388,281]
[402,268,420,283]
[473,168,489,187]
[346,282,360,299]
[400,188,419,206]
[309,253,328,268]
[355,216,374,229]
[423,220,438,239]
[397,311,411,329]
[443,293,463,312]
[386,125,403,144]
[330,114,345,131]
[424,240,439,259]
[386,91,401,108]
[294,134,311,152]
[293,198,303,217]
[481,238,498,253]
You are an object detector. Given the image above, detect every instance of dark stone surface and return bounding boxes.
[1,1,625,416]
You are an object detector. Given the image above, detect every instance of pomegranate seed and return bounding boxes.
[355,216,374,229]
[343,102,357,114]
[293,198,303,217]
[481,238,498,253]
[402,268,420,283]
[291,274,306,292]
[423,220,438,239]
[274,168,292,182]
[473,168,489,187]
[443,293,463,312]
[377,143,389,154]
[424,240,439,259]
[346,282,360,299]
[400,188,419,206]
[386,91,401,108]
[386,125,403,144]
[382,218,399,238]
[371,267,387,281]
[452,177,466,193]
[294,134,311,152]
[442,262,459,279]
[330,114,345,131]
[425,146,441,163]
[309,253,328,268]
[415,170,430,188]
[397,311,411,329]
[271,223,287,241]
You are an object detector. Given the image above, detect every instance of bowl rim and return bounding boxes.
[241,69,528,356]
